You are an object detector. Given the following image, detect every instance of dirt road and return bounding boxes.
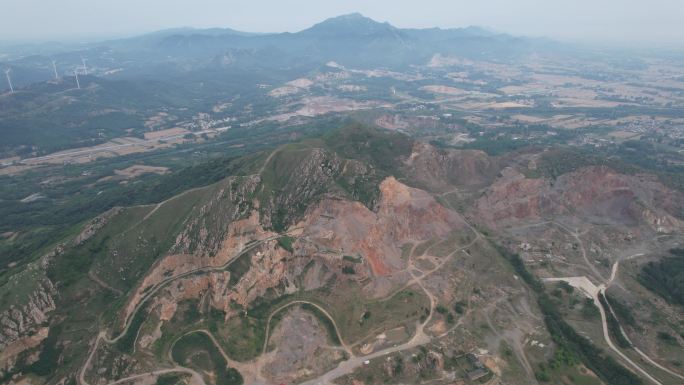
[78,233,291,385]
[543,253,668,385]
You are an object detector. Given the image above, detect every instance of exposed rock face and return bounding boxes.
[220,243,300,309]
[261,148,346,229]
[149,176,470,319]
[475,167,553,224]
[73,207,124,246]
[299,176,467,275]
[262,307,344,384]
[642,208,683,233]
[475,165,684,233]
[122,209,274,323]
[154,240,333,322]
[404,142,500,191]
[171,175,260,257]
[0,279,56,350]
[0,327,49,373]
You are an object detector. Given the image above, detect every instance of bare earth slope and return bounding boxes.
[3,130,684,385]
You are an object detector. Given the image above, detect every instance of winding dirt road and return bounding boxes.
[543,252,681,385]
[78,233,290,385]
[79,195,489,385]
[299,230,482,384]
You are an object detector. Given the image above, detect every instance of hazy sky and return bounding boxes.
[3,0,683,45]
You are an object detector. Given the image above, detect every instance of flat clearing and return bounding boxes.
[114,165,169,178]
[269,97,391,122]
[143,127,189,140]
[420,85,466,95]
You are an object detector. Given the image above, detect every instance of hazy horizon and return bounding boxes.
[2,0,684,47]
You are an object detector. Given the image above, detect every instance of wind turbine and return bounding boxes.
[4,68,13,93]
[81,57,88,75]
[52,60,60,80]
[74,68,81,89]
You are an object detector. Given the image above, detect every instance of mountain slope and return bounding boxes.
[3,126,683,385]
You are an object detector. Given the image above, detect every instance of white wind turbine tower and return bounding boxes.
[81,57,88,75]
[52,60,60,80]
[4,68,13,93]
[74,67,81,89]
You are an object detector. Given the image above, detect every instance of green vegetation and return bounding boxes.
[453,300,467,314]
[332,285,428,343]
[638,255,684,306]
[276,235,295,253]
[342,255,362,263]
[536,360,602,385]
[215,311,265,361]
[227,252,252,286]
[48,234,109,288]
[605,293,637,328]
[215,297,342,361]
[342,266,355,274]
[115,303,149,353]
[26,325,63,376]
[598,293,631,349]
[557,281,575,294]
[0,113,334,273]
[213,294,295,361]
[536,363,552,382]
[0,152,255,273]
[496,244,643,385]
[533,148,635,180]
[581,298,600,319]
[257,142,334,232]
[156,373,187,385]
[657,332,679,346]
[323,123,412,177]
[172,332,243,385]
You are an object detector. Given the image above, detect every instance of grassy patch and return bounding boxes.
[605,293,637,328]
[172,332,243,385]
[657,331,679,346]
[598,293,631,349]
[329,284,429,344]
[156,373,188,385]
[276,235,295,253]
[227,252,252,286]
[638,255,684,306]
[115,303,149,353]
[581,298,600,320]
[26,324,63,376]
[217,314,265,361]
[213,294,294,361]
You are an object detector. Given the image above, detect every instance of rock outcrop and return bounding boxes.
[74,207,124,246]
[0,277,56,373]
[299,176,467,275]
[122,209,274,323]
[0,279,56,350]
[475,165,684,233]
[404,142,501,191]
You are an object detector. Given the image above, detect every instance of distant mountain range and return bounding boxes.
[1,13,557,89]
[119,13,552,66]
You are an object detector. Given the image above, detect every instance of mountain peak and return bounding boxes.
[300,13,395,36]
[333,12,366,20]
